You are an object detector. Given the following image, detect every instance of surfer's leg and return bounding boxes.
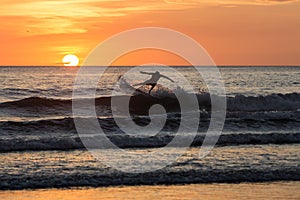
[149,84,156,94]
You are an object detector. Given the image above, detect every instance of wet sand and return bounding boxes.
[1,182,299,200]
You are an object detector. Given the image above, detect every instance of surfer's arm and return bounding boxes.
[140,71,154,75]
[161,75,174,82]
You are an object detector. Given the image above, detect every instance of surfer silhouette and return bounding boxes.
[133,71,174,94]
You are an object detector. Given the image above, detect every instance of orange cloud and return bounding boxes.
[1,0,298,36]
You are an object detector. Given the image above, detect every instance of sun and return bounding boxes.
[62,54,79,66]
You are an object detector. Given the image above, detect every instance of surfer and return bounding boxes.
[133,71,174,94]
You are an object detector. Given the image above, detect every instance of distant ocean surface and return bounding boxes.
[0,66,299,190]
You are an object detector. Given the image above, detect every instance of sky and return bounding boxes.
[0,0,299,66]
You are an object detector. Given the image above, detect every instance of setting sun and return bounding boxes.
[62,54,79,66]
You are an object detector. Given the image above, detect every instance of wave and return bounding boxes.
[1,112,299,135]
[227,93,300,112]
[0,161,300,190]
[1,167,299,190]
[0,96,71,108]
[1,92,299,114]
[0,132,299,152]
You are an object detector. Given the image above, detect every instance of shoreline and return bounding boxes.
[1,181,299,200]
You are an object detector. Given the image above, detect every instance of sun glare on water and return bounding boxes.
[62,54,79,66]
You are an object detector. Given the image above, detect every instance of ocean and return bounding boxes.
[0,66,299,190]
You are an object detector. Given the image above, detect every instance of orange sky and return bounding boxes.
[0,0,299,66]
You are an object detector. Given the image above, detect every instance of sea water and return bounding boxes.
[0,66,299,189]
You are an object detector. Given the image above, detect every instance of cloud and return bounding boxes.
[0,0,195,35]
[165,0,299,6]
[210,0,299,6]
[0,0,299,36]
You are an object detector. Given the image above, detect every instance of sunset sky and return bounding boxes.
[0,0,299,66]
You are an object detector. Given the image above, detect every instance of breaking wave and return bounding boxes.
[0,92,299,113]
[0,132,299,152]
